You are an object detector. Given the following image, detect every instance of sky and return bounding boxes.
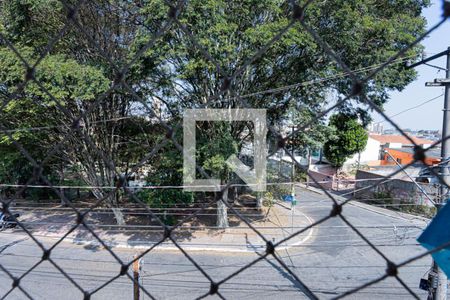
[372,1,450,131]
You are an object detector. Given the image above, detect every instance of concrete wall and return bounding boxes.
[308,170,335,190]
[354,170,436,207]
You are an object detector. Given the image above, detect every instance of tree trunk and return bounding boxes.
[278,150,282,182]
[92,188,126,226]
[256,192,262,209]
[59,162,65,206]
[216,185,229,229]
[111,207,125,226]
[110,192,125,226]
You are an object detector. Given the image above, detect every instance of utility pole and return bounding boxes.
[408,47,450,300]
[291,125,296,201]
[436,46,450,300]
[291,125,296,233]
[133,255,140,300]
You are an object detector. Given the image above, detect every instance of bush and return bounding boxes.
[262,191,275,207]
[136,189,194,225]
[138,189,194,207]
[267,184,291,201]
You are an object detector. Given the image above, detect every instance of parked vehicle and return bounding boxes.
[0,211,19,231]
[416,166,441,184]
[416,158,450,184]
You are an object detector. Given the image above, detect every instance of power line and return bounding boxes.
[0,116,146,134]
[228,55,416,100]
[0,177,424,190]
[374,93,444,124]
[0,56,415,134]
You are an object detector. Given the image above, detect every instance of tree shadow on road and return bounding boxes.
[7,193,270,249]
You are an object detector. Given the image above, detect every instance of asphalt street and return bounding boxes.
[0,188,437,299]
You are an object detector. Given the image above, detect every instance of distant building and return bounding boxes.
[369,134,434,149]
[383,128,396,135]
[368,134,439,166]
[368,122,384,134]
[342,134,436,168]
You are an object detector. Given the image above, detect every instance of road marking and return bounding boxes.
[277,208,315,251]
[0,237,29,254]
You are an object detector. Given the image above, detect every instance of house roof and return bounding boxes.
[369,134,434,146]
[388,147,442,159]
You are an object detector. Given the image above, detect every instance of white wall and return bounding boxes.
[385,142,402,149]
[344,137,381,166]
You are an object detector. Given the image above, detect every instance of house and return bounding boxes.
[307,133,439,191]
[368,134,438,166]
[342,134,436,169]
[343,136,381,167]
[383,147,441,166]
[369,134,434,149]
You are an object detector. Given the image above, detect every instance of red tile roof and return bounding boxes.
[369,134,434,145]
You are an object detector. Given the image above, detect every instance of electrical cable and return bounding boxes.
[374,93,444,124]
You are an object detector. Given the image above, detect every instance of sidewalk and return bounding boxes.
[4,202,314,253]
[297,182,430,224]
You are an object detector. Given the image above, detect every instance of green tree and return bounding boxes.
[197,121,239,228]
[137,126,194,225]
[0,46,109,201]
[323,113,368,168]
[0,0,430,227]
[136,0,428,121]
[0,2,154,224]
[134,0,428,226]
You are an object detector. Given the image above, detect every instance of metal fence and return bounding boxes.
[0,0,450,299]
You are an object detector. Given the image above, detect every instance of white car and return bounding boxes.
[0,211,19,231]
[416,159,450,184]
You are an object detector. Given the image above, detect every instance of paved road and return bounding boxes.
[0,188,436,299]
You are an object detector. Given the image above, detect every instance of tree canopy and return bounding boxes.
[0,0,430,225]
[323,113,368,168]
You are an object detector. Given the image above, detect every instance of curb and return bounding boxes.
[294,185,429,224]
[2,221,316,254]
[54,201,316,253]
[49,205,316,253]
[67,237,256,253]
[56,230,314,253]
[346,200,430,224]
[328,192,430,224]
[296,183,324,195]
